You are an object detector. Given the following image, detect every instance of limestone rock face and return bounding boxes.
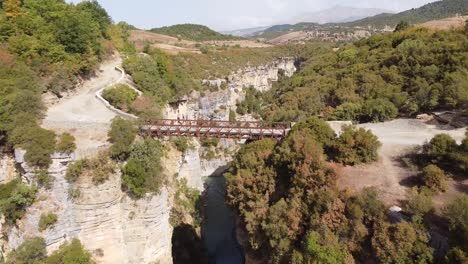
[7,151,173,264]
[164,58,296,121]
[0,155,16,185]
[1,58,297,264]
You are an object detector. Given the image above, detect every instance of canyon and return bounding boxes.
[0,57,297,263]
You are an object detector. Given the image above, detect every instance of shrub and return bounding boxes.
[38,212,58,231]
[65,160,86,183]
[65,152,115,184]
[330,125,381,165]
[122,138,165,197]
[420,164,447,193]
[6,237,47,264]
[36,170,54,189]
[360,99,398,123]
[333,102,362,121]
[424,134,457,157]
[108,117,137,160]
[102,84,139,112]
[23,127,56,168]
[290,116,336,148]
[404,188,433,222]
[444,195,468,252]
[0,179,37,224]
[56,133,76,154]
[46,238,93,264]
[170,178,201,227]
[200,138,219,148]
[172,137,192,153]
[229,109,236,121]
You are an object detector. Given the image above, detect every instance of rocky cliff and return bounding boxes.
[0,57,296,264]
[164,57,296,121]
[5,150,173,264]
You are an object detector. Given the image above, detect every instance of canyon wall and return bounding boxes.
[0,57,296,263]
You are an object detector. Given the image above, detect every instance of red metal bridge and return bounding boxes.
[141,119,291,140]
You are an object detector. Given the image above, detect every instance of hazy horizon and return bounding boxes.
[70,0,438,31]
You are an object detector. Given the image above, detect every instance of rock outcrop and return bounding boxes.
[164,57,296,121]
[7,151,173,264]
[1,57,297,264]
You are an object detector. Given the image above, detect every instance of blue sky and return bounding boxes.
[70,0,436,30]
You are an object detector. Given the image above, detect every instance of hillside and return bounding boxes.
[345,0,468,28]
[252,0,468,42]
[291,6,393,24]
[150,24,240,41]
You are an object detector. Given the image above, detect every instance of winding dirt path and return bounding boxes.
[42,56,122,158]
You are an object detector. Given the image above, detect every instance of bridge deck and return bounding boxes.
[141,119,290,140]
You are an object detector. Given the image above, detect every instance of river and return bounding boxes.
[202,176,244,264]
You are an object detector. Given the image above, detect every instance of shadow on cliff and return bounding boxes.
[172,224,209,264]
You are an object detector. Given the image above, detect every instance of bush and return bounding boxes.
[172,137,192,153]
[46,238,93,264]
[22,127,56,168]
[170,178,201,227]
[404,188,433,222]
[102,84,139,112]
[122,138,165,197]
[200,138,219,148]
[6,237,47,264]
[330,125,381,165]
[0,179,37,224]
[290,116,336,148]
[424,134,457,157]
[36,170,54,189]
[65,152,115,184]
[333,102,362,121]
[420,164,447,193]
[360,99,398,123]
[444,195,468,252]
[108,117,137,160]
[56,133,76,154]
[38,212,58,231]
[65,160,86,183]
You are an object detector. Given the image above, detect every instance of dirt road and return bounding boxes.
[336,119,467,206]
[42,56,122,158]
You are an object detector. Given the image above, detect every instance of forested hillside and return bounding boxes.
[257,26,468,122]
[150,24,239,41]
[226,117,468,264]
[346,0,468,28]
[0,0,131,165]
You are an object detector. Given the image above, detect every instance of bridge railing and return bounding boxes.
[141,119,291,140]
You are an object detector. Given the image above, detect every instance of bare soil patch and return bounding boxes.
[41,56,122,158]
[418,16,468,30]
[335,119,467,208]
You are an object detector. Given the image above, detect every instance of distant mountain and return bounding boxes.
[222,26,270,37]
[291,6,393,24]
[150,24,240,42]
[344,0,468,28]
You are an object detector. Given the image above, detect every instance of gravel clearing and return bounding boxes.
[42,56,122,158]
[336,119,467,207]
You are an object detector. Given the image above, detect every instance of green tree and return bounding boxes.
[46,238,93,264]
[330,125,381,165]
[372,221,433,264]
[0,179,37,224]
[122,138,165,197]
[394,21,410,32]
[405,188,434,222]
[360,99,398,123]
[102,84,139,112]
[226,139,276,247]
[6,237,47,264]
[425,134,457,157]
[444,195,468,252]
[302,231,349,264]
[421,164,447,193]
[108,117,137,160]
[333,102,362,121]
[76,0,111,37]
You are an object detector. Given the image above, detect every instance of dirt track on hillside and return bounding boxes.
[336,119,467,207]
[42,56,122,158]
